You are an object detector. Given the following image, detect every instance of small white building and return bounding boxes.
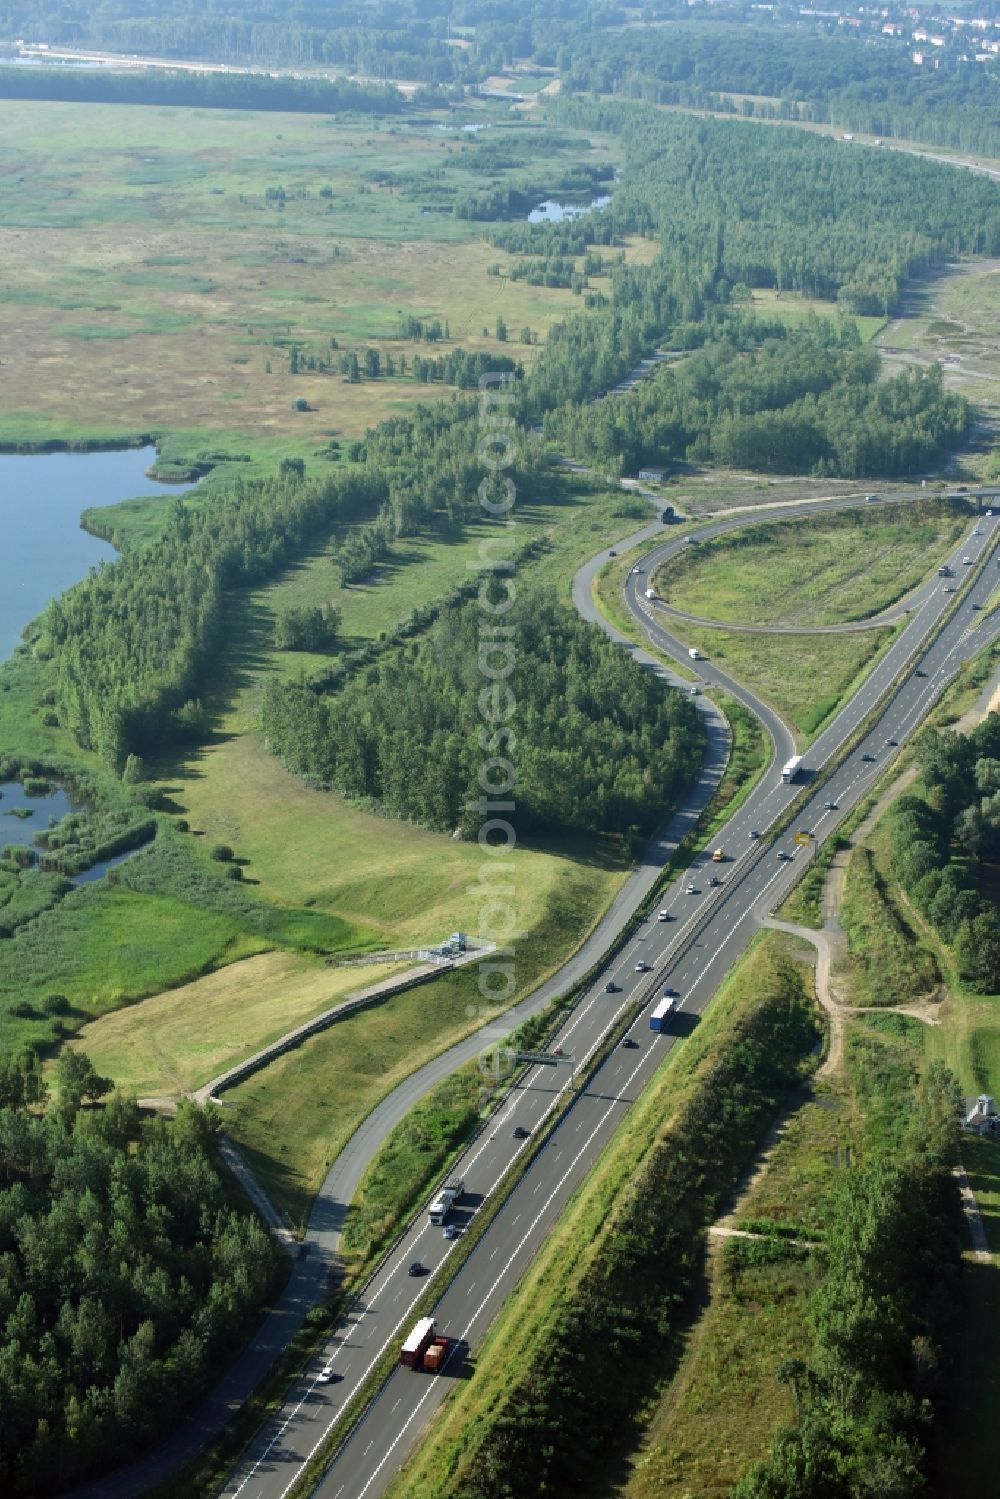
[963,1095,997,1132]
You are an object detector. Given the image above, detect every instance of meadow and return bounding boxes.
[652,501,965,628]
[70,950,408,1098]
[0,98,641,446]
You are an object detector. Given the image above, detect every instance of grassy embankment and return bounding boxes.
[221,861,624,1231]
[68,952,408,1099]
[749,287,886,343]
[837,845,941,1006]
[621,993,955,1499]
[386,933,821,1499]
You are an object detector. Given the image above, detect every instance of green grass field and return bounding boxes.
[676,619,899,739]
[653,502,964,628]
[72,950,408,1097]
[750,288,885,343]
[0,883,258,1053]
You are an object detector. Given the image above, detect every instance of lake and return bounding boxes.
[0,446,186,662]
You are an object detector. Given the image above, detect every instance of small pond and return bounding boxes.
[0,780,146,885]
[527,194,611,223]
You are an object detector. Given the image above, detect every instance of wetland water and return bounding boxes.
[528,194,612,222]
[0,779,143,884]
[0,447,184,661]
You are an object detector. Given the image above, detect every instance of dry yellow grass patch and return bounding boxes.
[73,949,406,1097]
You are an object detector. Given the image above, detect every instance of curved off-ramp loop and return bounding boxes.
[644,494,970,635]
[647,592,920,636]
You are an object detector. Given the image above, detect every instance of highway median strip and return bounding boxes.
[282,993,647,1499]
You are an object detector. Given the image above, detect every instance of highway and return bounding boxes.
[217,498,1000,1499]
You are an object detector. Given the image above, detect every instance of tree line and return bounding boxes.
[38,467,385,769]
[886,713,1000,993]
[0,62,405,113]
[0,1080,280,1494]
[260,591,703,842]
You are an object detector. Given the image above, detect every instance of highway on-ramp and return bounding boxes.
[217,502,1000,1499]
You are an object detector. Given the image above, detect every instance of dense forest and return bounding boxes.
[886,714,1000,993]
[0,1082,279,1495]
[547,104,1000,308]
[564,23,1000,156]
[544,317,968,477]
[3,6,999,151]
[260,593,703,841]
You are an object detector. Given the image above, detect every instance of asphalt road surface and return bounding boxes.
[217,502,1000,1499]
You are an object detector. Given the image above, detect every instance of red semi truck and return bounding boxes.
[400,1317,450,1372]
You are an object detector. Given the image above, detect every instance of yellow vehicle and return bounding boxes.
[712,847,725,862]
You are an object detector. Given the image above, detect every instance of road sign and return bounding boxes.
[794,830,813,846]
[507,1050,569,1066]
